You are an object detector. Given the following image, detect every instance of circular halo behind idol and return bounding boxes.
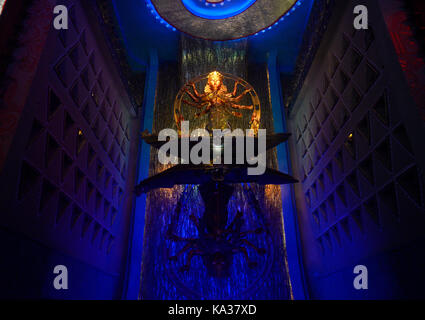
[174,72,261,134]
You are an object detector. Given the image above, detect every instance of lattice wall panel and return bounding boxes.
[1,1,135,274]
[289,1,425,270]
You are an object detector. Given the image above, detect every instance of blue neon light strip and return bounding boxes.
[181,0,257,20]
[145,0,177,32]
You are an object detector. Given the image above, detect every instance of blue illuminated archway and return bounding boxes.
[181,0,257,20]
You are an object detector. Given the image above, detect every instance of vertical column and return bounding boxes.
[124,49,158,300]
[267,50,307,300]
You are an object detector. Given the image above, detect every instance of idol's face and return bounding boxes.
[208,71,223,91]
[209,79,222,91]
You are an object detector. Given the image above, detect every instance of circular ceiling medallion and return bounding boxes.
[149,0,301,41]
[181,0,257,20]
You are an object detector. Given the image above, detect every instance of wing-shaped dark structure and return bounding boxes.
[135,164,298,195]
[141,131,291,155]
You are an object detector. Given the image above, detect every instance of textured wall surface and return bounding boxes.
[379,0,425,121]
[0,0,139,299]
[288,0,425,299]
[139,38,292,299]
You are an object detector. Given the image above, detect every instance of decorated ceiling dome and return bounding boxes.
[147,0,303,41]
[181,0,257,20]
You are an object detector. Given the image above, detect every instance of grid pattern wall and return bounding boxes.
[290,6,425,265]
[5,1,133,272]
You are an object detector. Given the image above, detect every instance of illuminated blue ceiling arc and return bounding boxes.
[146,0,305,40]
[181,0,257,20]
[112,0,314,71]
